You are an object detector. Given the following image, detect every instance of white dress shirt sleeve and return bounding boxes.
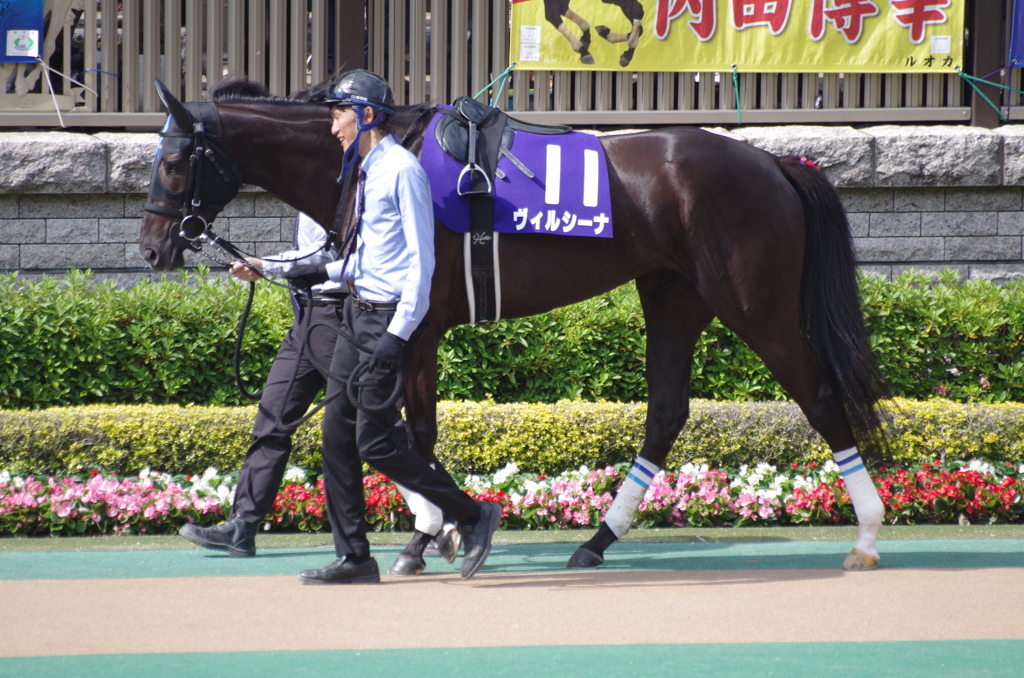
[387,162,435,340]
[260,212,334,275]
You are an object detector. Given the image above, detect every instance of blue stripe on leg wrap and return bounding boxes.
[626,472,652,488]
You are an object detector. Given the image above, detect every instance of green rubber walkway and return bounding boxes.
[1,539,1021,581]
[2,641,1022,678]
[2,535,1021,677]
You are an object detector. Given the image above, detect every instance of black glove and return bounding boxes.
[284,263,329,288]
[370,332,407,373]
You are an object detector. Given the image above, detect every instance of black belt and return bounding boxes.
[351,294,399,313]
[296,293,349,307]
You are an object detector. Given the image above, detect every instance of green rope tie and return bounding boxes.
[732,65,742,126]
[955,68,1011,124]
[475,62,518,107]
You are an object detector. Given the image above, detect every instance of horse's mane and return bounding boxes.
[209,79,296,103]
[210,77,435,137]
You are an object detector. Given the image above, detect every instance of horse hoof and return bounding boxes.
[387,553,426,576]
[596,25,610,40]
[567,547,604,568]
[619,49,635,68]
[842,547,880,571]
[581,54,595,65]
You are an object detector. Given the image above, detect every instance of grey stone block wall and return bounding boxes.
[2,126,1024,286]
[0,192,296,286]
[840,186,1024,284]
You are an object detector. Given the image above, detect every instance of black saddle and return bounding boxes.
[435,96,571,189]
[433,97,571,325]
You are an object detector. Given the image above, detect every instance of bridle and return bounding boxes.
[143,101,244,252]
[142,98,406,425]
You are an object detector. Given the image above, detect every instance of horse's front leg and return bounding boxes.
[594,0,644,66]
[569,273,713,568]
[388,325,462,574]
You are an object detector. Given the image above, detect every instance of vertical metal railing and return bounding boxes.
[0,0,999,126]
[5,0,333,119]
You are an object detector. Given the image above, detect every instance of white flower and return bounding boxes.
[139,467,152,479]
[961,460,996,476]
[0,470,9,484]
[284,466,306,483]
[463,474,491,492]
[202,467,219,481]
[679,463,709,477]
[493,462,519,485]
[793,476,816,491]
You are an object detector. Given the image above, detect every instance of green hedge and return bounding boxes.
[0,269,1022,408]
[2,399,1021,476]
[0,269,290,408]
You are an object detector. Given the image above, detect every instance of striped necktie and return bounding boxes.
[337,166,366,282]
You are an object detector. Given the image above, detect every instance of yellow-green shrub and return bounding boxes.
[1,398,1021,476]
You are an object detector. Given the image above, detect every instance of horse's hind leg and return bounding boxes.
[733,322,885,570]
[568,272,712,568]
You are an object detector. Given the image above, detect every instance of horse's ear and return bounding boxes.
[155,79,192,131]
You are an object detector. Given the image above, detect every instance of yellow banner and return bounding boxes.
[510,0,964,73]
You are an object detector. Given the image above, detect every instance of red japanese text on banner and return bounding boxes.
[510,0,964,73]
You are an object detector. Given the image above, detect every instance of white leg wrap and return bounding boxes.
[394,482,444,536]
[603,457,660,538]
[833,446,884,556]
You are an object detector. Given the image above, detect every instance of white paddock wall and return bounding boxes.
[1,125,1024,286]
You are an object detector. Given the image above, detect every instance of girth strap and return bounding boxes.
[465,101,507,324]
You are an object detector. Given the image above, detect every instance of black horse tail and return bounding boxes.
[778,155,892,459]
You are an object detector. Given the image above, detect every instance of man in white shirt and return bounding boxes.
[283,70,501,584]
[179,213,457,569]
[177,213,344,556]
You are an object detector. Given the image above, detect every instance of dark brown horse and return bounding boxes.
[139,80,890,571]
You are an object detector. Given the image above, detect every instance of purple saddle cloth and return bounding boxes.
[419,110,613,239]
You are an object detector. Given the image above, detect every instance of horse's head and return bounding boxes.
[139,81,244,271]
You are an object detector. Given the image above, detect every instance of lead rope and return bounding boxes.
[233,281,263,400]
[269,287,405,433]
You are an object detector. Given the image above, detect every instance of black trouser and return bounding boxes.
[321,298,481,559]
[231,302,339,523]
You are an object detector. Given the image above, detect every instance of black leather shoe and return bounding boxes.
[387,552,426,576]
[297,556,380,585]
[179,518,259,557]
[459,501,501,579]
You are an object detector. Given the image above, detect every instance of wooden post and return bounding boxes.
[334,0,365,74]
[969,0,1003,128]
